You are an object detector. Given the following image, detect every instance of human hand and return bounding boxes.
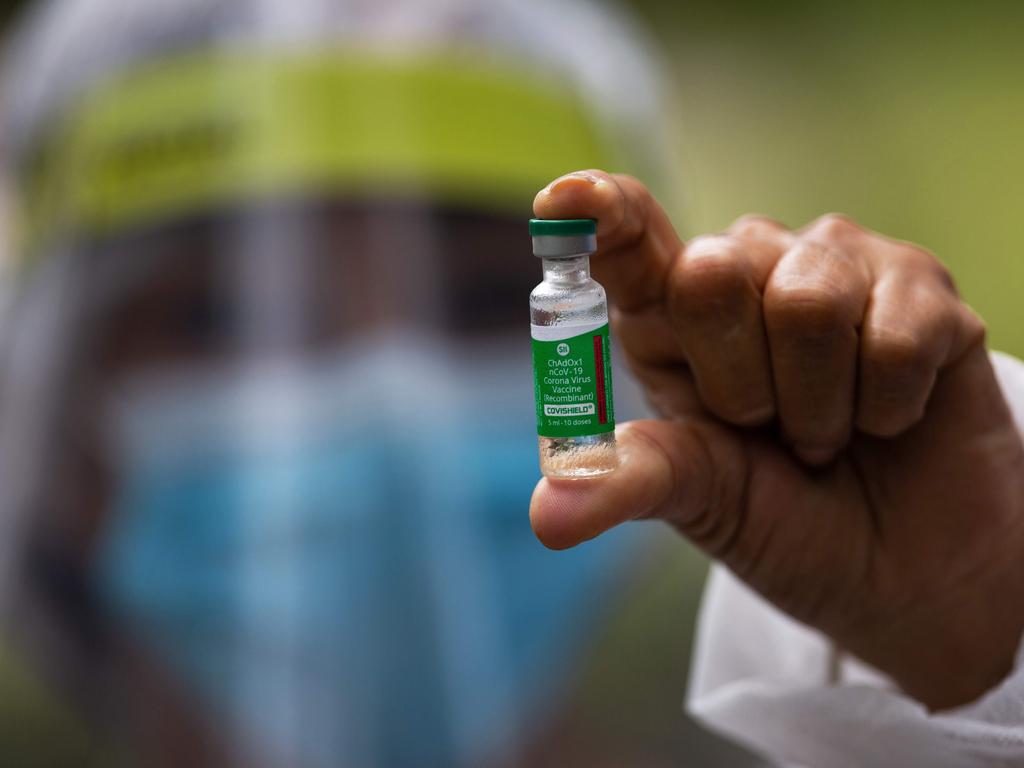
[530,170,1024,710]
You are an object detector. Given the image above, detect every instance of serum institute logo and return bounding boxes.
[556,342,570,356]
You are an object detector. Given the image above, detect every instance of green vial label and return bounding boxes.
[531,322,615,438]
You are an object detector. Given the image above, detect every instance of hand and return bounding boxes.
[530,169,1024,710]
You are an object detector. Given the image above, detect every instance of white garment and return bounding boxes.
[688,351,1024,768]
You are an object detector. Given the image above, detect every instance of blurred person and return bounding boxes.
[531,170,1024,768]
[0,1,682,767]
[16,1,1024,767]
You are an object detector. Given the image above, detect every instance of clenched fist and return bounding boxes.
[530,170,1024,710]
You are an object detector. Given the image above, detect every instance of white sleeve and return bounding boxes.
[686,351,1024,768]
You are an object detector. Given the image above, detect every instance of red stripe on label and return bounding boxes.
[593,334,607,424]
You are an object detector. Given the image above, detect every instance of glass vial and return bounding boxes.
[529,218,618,478]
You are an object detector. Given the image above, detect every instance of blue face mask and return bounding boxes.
[96,336,639,768]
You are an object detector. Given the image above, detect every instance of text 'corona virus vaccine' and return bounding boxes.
[530,218,618,478]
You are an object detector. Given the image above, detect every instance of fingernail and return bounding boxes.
[547,171,600,193]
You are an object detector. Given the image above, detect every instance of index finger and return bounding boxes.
[533,170,682,312]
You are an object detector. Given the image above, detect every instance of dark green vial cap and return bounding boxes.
[528,219,597,237]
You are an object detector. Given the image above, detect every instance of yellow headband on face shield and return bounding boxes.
[16,51,621,260]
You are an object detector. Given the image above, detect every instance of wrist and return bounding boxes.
[846,531,1024,710]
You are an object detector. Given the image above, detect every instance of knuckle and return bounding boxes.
[670,238,753,315]
[764,282,851,340]
[863,327,935,372]
[928,257,959,295]
[808,212,862,242]
[932,255,954,282]
[900,241,938,266]
[729,213,786,239]
[960,304,987,346]
[899,244,956,288]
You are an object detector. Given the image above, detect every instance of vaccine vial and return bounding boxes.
[530,218,618,478]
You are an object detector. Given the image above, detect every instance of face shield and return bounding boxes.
[0,4,673,767]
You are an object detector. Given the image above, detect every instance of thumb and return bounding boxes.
[529,419,749,551]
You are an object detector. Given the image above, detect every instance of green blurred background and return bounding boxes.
[652,0,1024,360]
[2,0,1023,765]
